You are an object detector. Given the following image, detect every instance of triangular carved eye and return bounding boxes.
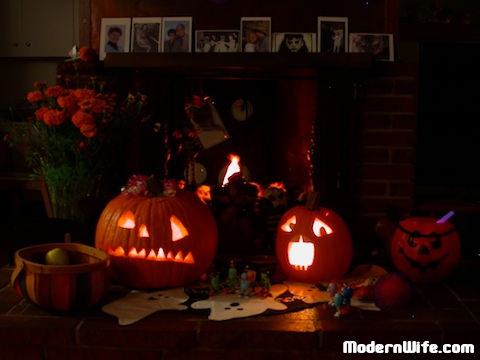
[280,215,296,233]
[171,215,189,241]
[118,210,135,229]
[138,224,149,238]
[312,218,333,237]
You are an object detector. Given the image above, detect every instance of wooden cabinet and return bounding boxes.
[0,0,78,57]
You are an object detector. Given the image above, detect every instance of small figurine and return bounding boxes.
[239,266,253,297]
[256,272,271,297]
[209,272,221,296]
[327,280,338,305]
[226,261,239,293]
[332,284,354,318]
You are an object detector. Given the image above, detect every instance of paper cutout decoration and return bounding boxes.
[102,288,189,325]
[190,284,289,321]
[283,281,331,304]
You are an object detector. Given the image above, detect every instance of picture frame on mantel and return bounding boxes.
[349,33,394,61]
[272,33,316,53]
[240,17,271,53]
[131,17,162,53]
[195,30,240,53]
[99,18,131,60]
[318,16,348,53]
[162,17,193,52]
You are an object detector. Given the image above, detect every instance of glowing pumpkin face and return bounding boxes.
[275,205,353,284]
[390,217,461,283]
[95,189,218,289]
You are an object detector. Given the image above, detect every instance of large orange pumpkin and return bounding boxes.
[275,193,353,284]
[390,217,461,283]
[95,189,218,289]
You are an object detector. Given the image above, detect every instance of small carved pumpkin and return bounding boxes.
[275,193,353,284]
[390,217,461,283]
[95,189,218,289]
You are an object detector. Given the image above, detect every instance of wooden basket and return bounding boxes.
[11,243,110,312]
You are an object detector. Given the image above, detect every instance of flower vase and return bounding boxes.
[46,180,91,223]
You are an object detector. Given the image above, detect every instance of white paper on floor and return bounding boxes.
[102,287,189,325]
[190,284,289,321]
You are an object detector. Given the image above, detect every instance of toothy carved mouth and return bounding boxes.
[288,236,314,271]
[107,246,195,264]
[398,248,448,273]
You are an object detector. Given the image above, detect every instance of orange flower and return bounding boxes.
[73,88,95,102]
[43,109,66,126]
[45,85,68,98]
[57,93,78,115]
[79,46,95,62]
[80,123,98,138]
[35,107,49,121]
[72,110,94,128]
[89,98,108,114]
[27,91,45,103]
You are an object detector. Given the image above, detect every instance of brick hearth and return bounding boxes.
[1,258,479,359]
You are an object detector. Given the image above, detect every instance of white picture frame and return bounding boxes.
[240,17,271,53]
[99,18,131,60]
[317,16,348,53]
[272,33,316,53]
[162,17,193,52]
[349,33,394,61]
[131,17,162,53]
[195,30,240,53]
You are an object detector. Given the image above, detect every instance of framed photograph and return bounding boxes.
[131,17,162,53]
[318,16,348,53]
[162,17,192,52]
[100,18,131,60]
[240,17,271,53]
[195,30,240,53]
[349,33,394,61]
[273,33,316,53]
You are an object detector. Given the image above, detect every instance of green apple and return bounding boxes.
[45,247,70,265]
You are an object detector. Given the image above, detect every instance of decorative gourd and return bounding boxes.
[390,217,461,283]
[275,192,353,284]
[95,189,218,289]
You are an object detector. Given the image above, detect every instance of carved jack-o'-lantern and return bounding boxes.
[275,193,353,284]
[95,189,218,289]
[390,217,461,283]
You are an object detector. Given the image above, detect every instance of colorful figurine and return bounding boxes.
[257,272,271,296]
[209,272,221,296]
[332,284,354,318]
[239,266,254,297]
[327,280,338,305]
[226,261,239,293]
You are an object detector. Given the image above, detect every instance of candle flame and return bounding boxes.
[222,154,241,186]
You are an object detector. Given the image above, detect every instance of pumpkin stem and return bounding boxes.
[305,191,321,211]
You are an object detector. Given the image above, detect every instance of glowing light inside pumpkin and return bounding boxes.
[287,236,315,271]
[171,215,189,241]
[313,218,333,237]
[222,154,241,186]
[280,215,296,232]
[118,210,135,229]
[138,224,149,237]
[108,246,195,264]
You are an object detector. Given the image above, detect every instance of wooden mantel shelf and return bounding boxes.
[104,52,372,77]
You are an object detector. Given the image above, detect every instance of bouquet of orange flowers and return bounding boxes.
[24,80,148,187]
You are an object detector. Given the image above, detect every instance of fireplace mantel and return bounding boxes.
[104,52,372,77]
